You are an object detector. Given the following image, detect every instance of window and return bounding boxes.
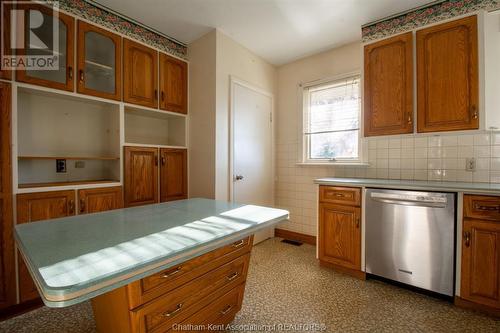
[302,74,361,163]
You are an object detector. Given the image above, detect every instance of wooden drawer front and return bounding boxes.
[130,253,250,333]
[175,284,245,332]
[464,195,500,221]
[128,237,252,308]
[320,186,361,206]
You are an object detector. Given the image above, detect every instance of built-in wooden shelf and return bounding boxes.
[18,156,120,161]
[18,180,119,189]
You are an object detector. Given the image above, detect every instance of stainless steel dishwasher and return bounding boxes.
[365,188,455,296]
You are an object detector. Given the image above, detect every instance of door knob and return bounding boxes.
[234,175,244,181]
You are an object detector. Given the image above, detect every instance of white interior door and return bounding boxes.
[231,79,274,245]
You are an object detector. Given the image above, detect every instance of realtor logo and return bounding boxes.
[1,1,60,71]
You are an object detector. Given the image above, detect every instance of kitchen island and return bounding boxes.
[15,198,289,332]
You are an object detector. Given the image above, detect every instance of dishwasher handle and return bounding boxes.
[370,192,448,208]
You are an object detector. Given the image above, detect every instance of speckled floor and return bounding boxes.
[0,238,498,333]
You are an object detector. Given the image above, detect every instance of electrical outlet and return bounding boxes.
[56,159,67,173]
[75,161,85,168]
[465,158,476,171]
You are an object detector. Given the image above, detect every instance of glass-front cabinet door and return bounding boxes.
[15,4,74,91]
[77,21,122,100]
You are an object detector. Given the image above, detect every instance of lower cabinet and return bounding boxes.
[318,186,362,278]
[160,148,187,202]
[460,195,500,313]
[16,190,76,302]
[124,146,159,207]
[16,187,123,302]
[91,236,253,333]
[78,186,123,214]
[124,146,188,207]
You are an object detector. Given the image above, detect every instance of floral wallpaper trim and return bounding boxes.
[48,0,187,59]
[362,0,500,42]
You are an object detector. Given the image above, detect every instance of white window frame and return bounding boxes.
[298,71,365,165]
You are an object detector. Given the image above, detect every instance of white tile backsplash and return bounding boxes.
[274,132,500,237]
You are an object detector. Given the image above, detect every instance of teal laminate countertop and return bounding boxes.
[315,177,500,195]
[15,198,289,308]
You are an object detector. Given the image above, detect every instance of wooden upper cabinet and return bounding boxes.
[159,53,187,114]
[77,21,122,100]
[16,190,76,302]
[15,4,75,92]
[0,1,11,80]
[160,148,187,202]
[0,82,14,310]
[318,202,361,271]
[123,39,158,108]
[124,146,159,207]
[364,32,413,137]
[78,186,123,214]
[417,15,479,133]
[461,218,500,309]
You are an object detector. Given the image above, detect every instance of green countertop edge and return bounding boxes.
[314,177,500,195]
[14,201,289,308]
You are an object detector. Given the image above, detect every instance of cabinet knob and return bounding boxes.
[471,106,478,120]
[463,231,471,247]
[79,199,85,213]
[356,217,360,228]
[161,91,165,102]
[79,70,84,83]
[154,89,158,100]
[161,156,166,166]
[407,114,412,125]
[68,66,73,80]
[234,175,244,181]
[68,200,75,214]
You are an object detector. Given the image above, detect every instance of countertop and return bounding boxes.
[15,198,289,308]
[314,178,500,195]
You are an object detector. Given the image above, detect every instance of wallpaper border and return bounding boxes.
[362,0,500,42]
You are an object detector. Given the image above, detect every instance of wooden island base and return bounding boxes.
[92,236,253,333]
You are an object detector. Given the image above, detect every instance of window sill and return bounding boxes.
[296,162,371,167]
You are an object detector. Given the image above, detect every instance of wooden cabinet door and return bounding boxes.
[123,39,158,108]
[77,21,122,100]
[461,219,500,309]
[159,53,187,114]
[78,186,123,214]
[364,32,413,136]
[124,147,158,207]
[15,3,75,91]
[0,82,14,310]
[417,15,479,133]
[319,203,361,270]
[0,1,11,80]
[16,190,76,302]
[160,149,187,202]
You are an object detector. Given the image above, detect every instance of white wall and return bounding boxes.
[214,31,277,201]
[188,29,278,201]
[275,42,362,236]
[188,30,217,199]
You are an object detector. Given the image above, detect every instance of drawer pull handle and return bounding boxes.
[333,193,344,197]
[226,272,239,281]
[474,203,500,212]
[162,303,183,317]
[232,240,245,248]
[463,231,471,247]
[355,217,360,228]
[220,305,233,315]
[79,198,85,213]
[161,266,182,278]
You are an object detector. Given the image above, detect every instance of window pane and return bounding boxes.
[307,78,360,134]
[309,130,358,159]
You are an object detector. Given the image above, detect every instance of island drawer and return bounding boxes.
[320,186,361,206]
[173,283,245,332]
[127,236,253,309]
[129,253,250,333]
[464,195,500,221]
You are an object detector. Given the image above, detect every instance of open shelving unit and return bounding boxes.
[124,105,187,148]
[16,87,121,189]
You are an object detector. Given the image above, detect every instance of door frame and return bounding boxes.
[228,76,275,204]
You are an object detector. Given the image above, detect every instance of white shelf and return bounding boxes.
[124,142,187,149]
[124,103,187,118]
[16,181,122,194]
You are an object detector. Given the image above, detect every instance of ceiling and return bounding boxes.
[94,0,433,65]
